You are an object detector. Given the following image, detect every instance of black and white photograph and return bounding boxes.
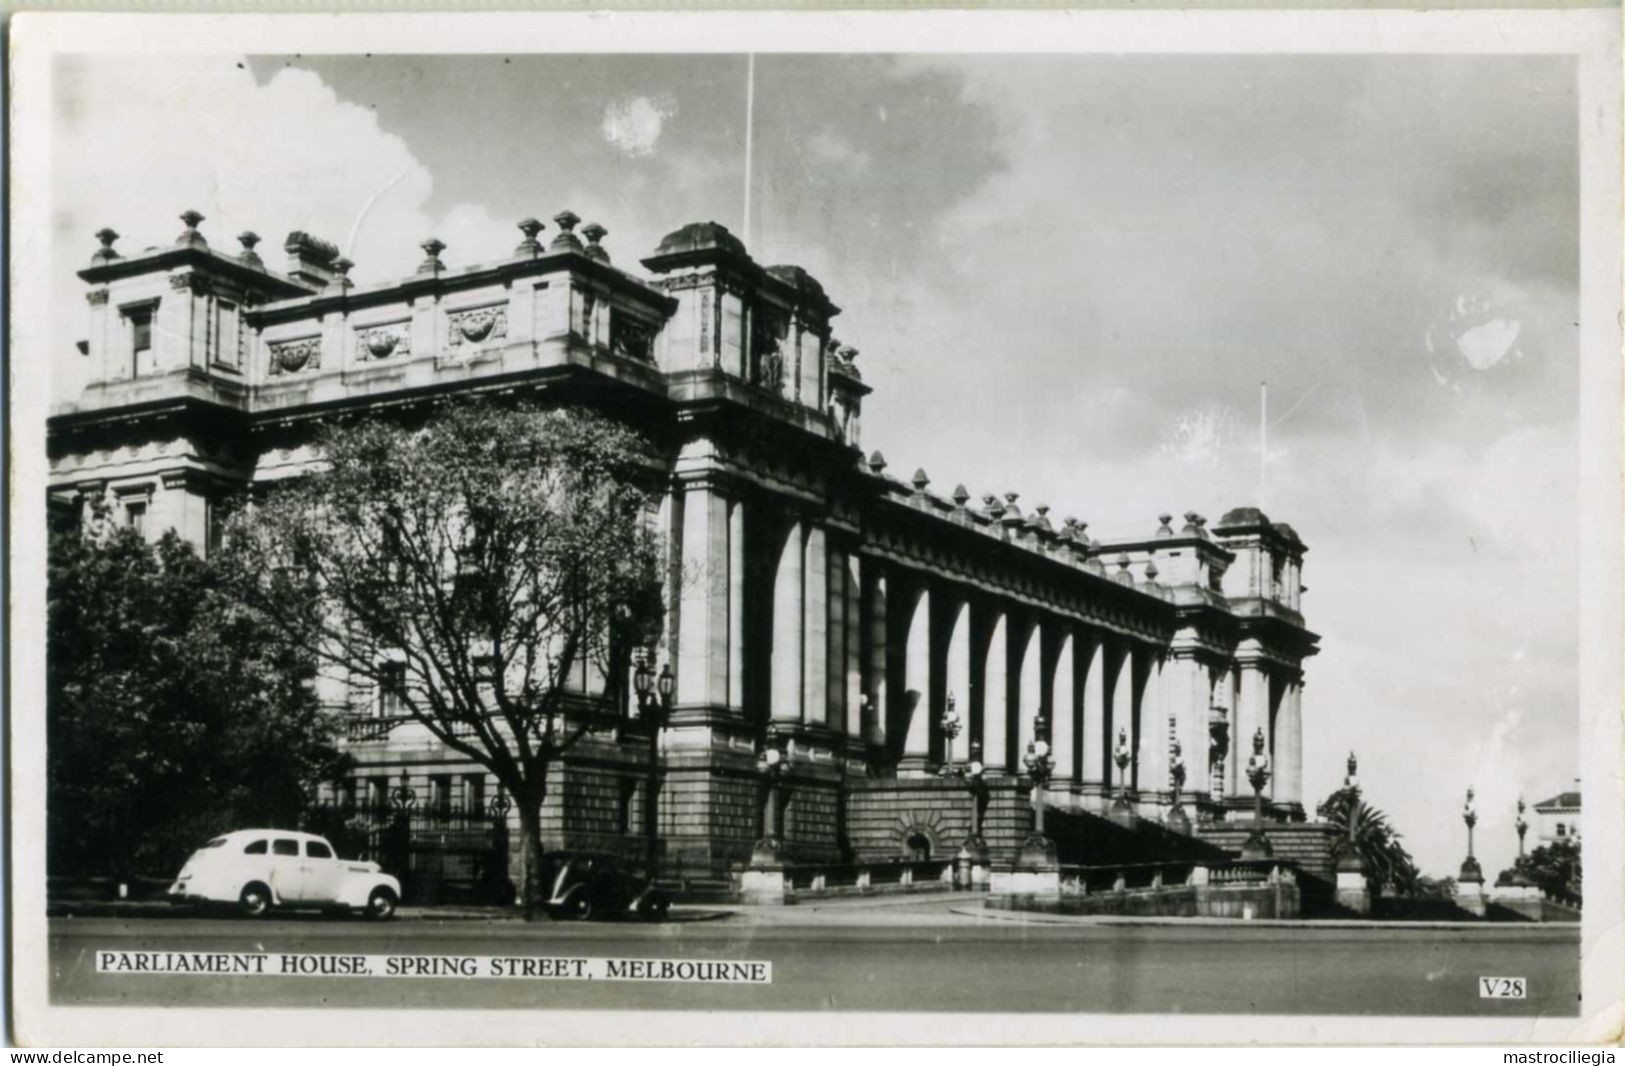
[8,9,1621,1048]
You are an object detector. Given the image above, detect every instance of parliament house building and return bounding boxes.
[48,208,1324,898]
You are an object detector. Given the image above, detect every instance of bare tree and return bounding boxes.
[221,400,667,917]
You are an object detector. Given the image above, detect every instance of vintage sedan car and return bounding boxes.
[167,829,401,919]
[539,851,669,921]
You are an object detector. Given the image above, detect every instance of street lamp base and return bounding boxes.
[1110,793,1137,827]
[955,834,990,889]
[1239,829,1274,860]
[1458,856,1484,884]
[749,836,784,868]
[1016,832,1058,871]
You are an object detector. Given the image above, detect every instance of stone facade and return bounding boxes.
[48,208,1321,883]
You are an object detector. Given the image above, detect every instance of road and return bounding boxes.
[47,896,1580,1016]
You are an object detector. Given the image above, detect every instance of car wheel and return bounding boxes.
[365,887,398,921]
[573,894,595,922]
[239,883,272,919]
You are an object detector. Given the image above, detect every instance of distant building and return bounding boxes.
[48,208,1321,892]
[1533,788,1580,845]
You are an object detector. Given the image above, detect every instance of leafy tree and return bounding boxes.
[48,506,341,880]
[1317,786,1419,893]
[219,401,667,918]
[1506,838,1581,905]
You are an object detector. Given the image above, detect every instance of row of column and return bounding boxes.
[666,478,1303,806]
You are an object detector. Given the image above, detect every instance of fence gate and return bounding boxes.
[304,789,512,905]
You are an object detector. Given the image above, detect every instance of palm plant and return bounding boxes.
[1317,787,1419,894]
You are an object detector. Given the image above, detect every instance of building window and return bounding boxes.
[463,774,484,815]
[616,778,637,835]
[125,500,147,533]
[130,307,153,354]
[206,498,226,555]
[378,661,407,717]
[1556,822,1566,837]
[472,654,498,698]
[431,775,452,816]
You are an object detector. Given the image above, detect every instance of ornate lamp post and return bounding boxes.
[1166,738,1190,833]
[632,655,675,872]
[1335,750,1367,883]
[751,724,789,867]
[939,692,961,778]
[1239,726,1273,859]
[1017,715,1057,869]
[955,740,990,889]
[1515,797,1528,858]
[1111,725,1136,825]
[1459,786,1483,883]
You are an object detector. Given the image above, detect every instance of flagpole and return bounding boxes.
[743,53,756,249]
[1259,381,1268,510]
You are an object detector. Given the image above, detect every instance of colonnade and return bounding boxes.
[667,478,1305,815]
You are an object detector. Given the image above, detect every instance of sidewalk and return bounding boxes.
[955,903,1583,933]
[45,899,734,923]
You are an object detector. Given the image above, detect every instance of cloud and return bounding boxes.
[50,56,508,400]
[600,94,675,158]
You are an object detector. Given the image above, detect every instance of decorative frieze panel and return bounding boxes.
[355,321,412,362]
[268,336,322,375]
[447,304,508,348]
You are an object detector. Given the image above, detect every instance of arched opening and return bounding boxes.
[904,831,932,862]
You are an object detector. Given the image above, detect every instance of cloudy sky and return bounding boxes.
[51,52,1579,878]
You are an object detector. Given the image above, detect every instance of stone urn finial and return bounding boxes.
[333,256,355,289]
[418,237,446,275]
[1144,558,1159,583]
[176,210,207,249]
[92,227,121,264]
[911,468,930,494]
[952,484,970,508]
[550,210,584,251]
[236,231,263,268]
[867,450,887,474]
[1157,513,1174,538]
[581,222,610,264]
[515,217,544,258]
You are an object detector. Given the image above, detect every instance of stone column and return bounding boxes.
[826,544,847,734]
[802,526,828,726]
[944,597,972,767]
[899,582,933,773]
[1135,648,1165,797]
[842,553,863,739]
[1050,628,1078,787]
[1165,653,1210,807]
[675,485,733,709]
[862,559,888,748]
[1276,677,1304,806]
[1015,617,1042,762]
[1080,635,1107,788]
[1234,661,1269,799]
[982,609,1010,773]
[1107,644,1132,793]
[727,500,746,711]
[770,520,804,723]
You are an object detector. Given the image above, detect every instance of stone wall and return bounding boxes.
[1197,822,1341,883]
[847,778,1034,864]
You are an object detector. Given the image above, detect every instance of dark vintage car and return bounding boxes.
[539,852,670,921]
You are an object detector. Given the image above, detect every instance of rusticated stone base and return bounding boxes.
[1335,870,1371,916]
